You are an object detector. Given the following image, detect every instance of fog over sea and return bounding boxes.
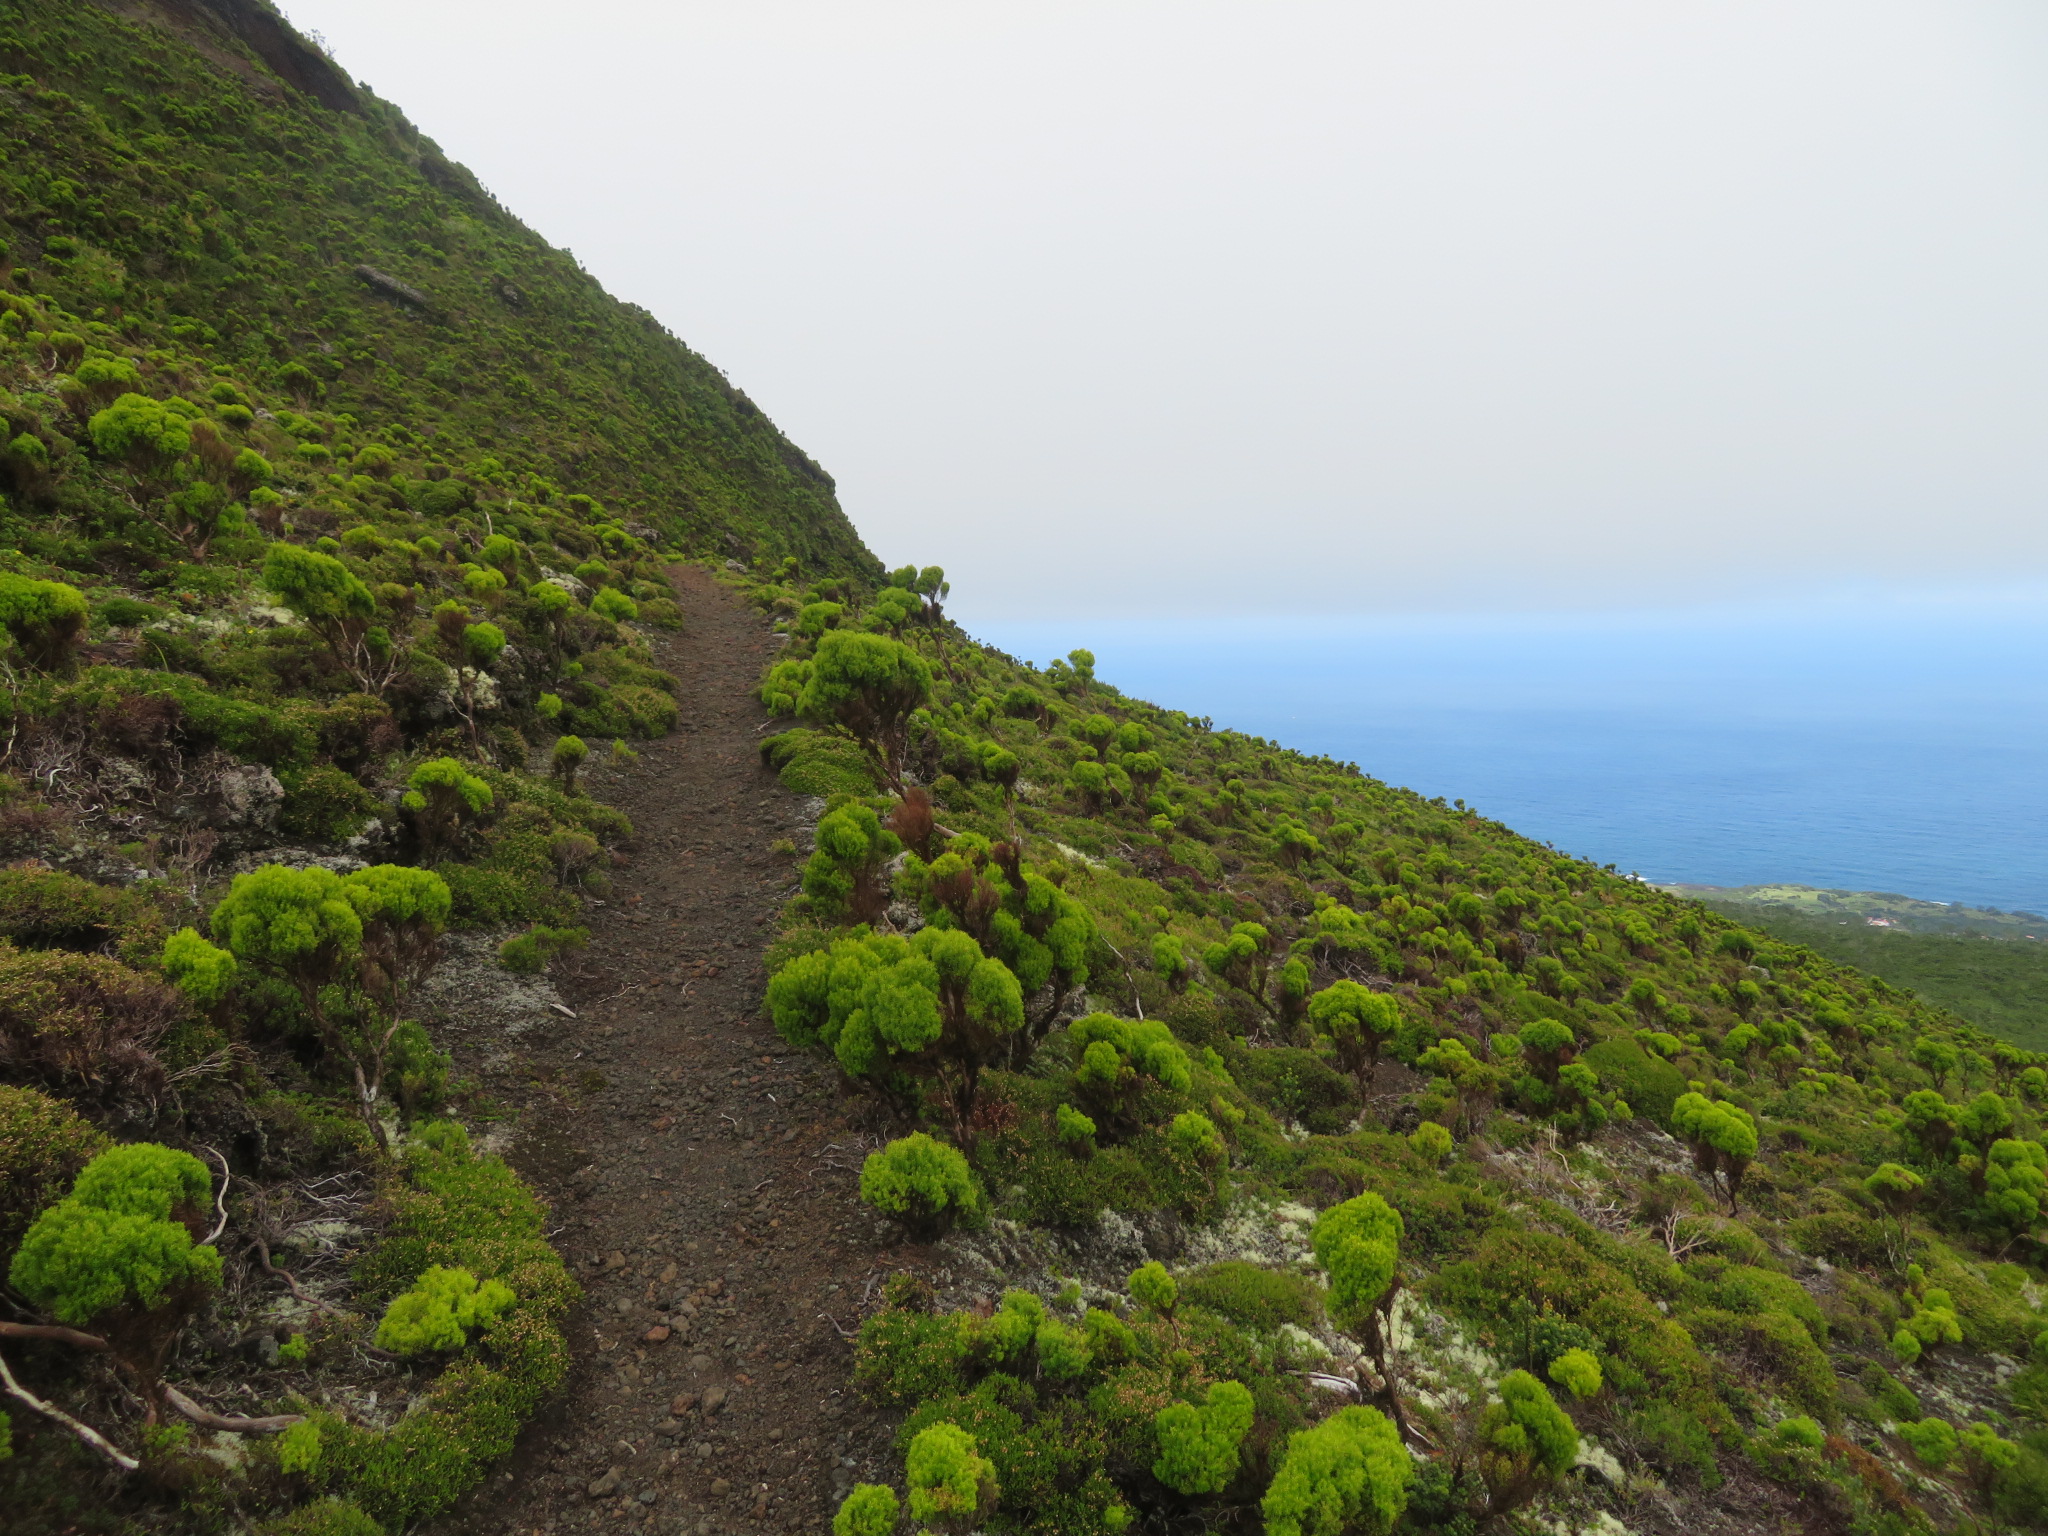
[972,586,2048,918]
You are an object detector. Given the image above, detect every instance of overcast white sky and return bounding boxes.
[283,1,2048,620]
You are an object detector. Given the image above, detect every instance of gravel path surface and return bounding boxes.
[429,567,917,1536]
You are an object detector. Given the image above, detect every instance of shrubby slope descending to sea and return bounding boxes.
[3,5,2048,1536]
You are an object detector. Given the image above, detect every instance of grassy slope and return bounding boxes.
[1702,901,2048,1053]
[0,0,877,573]
[751,575,2048,1535]
[1,2,2045,1534]
[0,2,875,1531]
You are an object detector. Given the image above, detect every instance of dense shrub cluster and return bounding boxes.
[748,556,2048,1534]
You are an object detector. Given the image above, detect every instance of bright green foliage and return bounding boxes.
[1955,1090,2014,1155]
[1771,1416,1825,1451]
[1261,1406,1413,1536]
[87,391,196,464]
[277,1417,322,1474]
[1982,1138,2048,1231]
[1201,921,1269,999]
[799,630,932,792]
[1672,1093,1759,1211]
[798,601,845,638]
[1128,1261,1178,1316]
[374,1264,516,1356]
[0,573,89,668]
[905,1421,997,1531]
[1416,1036,1509,1134]
[766,927,1024,1129]
[1961,1421,2020,1477]
[1055,1102,1097,1150]
[1152,1379,1253,1495]
[1477,1370,1579,1509]
[914,837,1095,999]
[264,543,374,630]
[1409,1121,1454,1163]
[550,734,588,792]
[833,1483,900,1536]
[1305,980,1403,1088]
[1150,931,1188,989]
[1900,1090,1957,1159]
[160,927,238,1006]
[1069,1012,1192,1127]
[9,1144,221,1387]
[1168,1110,1225,1166]
[402,758,494,852]
[590,586,638,623]
[210,864,363,991]
[1899,1417,1958,1469]
[1312,1192,1402,1337]
[1894,1286,1964,1364]
[497,924,588,975]
[802,802,902,924]
[1864,1161,1923,1213]
[1547,1347,1602,1399]
[860,1133,981,1240]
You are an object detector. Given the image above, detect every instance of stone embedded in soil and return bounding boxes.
[588,1468,622,1498]
[644,1325,672,1343]
[701,1385,728,1414]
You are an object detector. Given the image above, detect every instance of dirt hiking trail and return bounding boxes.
[431,567,919,1536]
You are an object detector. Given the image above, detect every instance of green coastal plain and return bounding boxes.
[1,5,2047,1536]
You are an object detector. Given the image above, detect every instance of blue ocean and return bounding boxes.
[972,588,2048,917]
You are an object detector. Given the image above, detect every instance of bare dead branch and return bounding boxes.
[164,1385,304,1434]
[0,1343,139,1472]
[0,1321,111,1351]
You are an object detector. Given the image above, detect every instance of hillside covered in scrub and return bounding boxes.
[2,5,2048,1536]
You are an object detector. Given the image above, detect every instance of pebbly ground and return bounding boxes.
[425,566,924,1536]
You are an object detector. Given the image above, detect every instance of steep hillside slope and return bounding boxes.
[2,6,2047,1536]
[0,0,875,572]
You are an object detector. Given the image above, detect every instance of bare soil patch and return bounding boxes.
[428,568,919,1536]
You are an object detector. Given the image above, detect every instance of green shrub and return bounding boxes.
[799,630,932,793]
[860,1133,981,1240]
[1859,1363,1919,1422]
[1180,1261,1319,1331]
[402,758,493,853]
[279,765,381,843]
[548,734,587,793]
[1262,1406,1412,1536]
[374,1264,516,1355]
[1128,1261,1177,1317]
[9,1143,222,1412]
[906,1421,997,1532]
[1580,1038,1686,1127]
[1153,1379,1253,1495]
[318,1122,576,1526]
[0,572,88,668]
[1055,1102,1096,1151]
[1548,1347,1602,1399]
[253,1498,384,1536]
[760,728,875,797]
[801,801,900,925]
[1477,1370,1578,1513]
[497,924,587,975]
[1409,1121,1454,1164]
[1899,1417,1958,1469]
[0,863,127,950]
[1313,1192,1402,1338]
[0,1084,108,1255]
[833,1484,899,1536]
